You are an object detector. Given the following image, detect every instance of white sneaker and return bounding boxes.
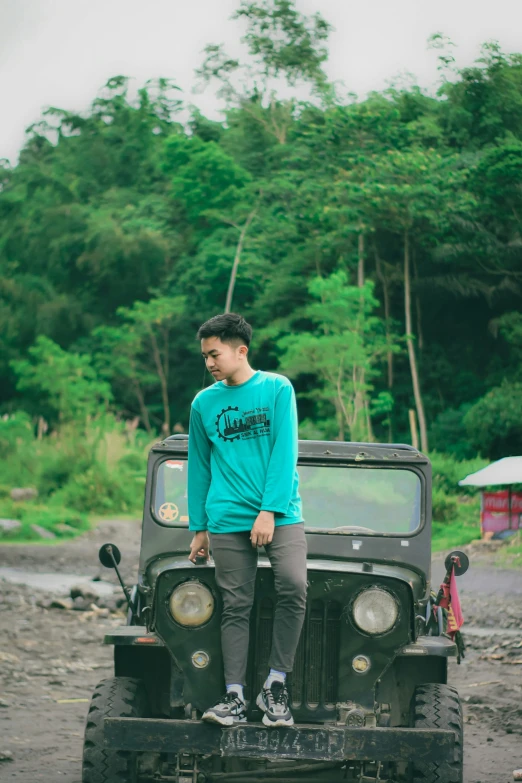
[256,681,294,727]
[202,691,247,727]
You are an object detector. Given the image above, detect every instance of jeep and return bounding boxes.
[82,435,465,783]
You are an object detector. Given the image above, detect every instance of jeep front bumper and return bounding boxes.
[105,718,453,763]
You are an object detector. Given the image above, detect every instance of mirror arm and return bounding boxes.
[103,544,133,616]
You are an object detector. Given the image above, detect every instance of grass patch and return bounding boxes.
[431,496,482,553]
[432,520,481,552]
[0,498,89,541]
[429,452,486,552]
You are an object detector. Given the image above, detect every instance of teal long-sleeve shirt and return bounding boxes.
[187,370,302,534]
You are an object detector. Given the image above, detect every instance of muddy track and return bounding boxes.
[1,520,521,783]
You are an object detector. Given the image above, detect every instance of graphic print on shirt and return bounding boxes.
[216,405,271,443]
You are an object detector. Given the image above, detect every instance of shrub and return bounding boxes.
[0,412,33,455]
[0,411,150,539]
[38,449,94,497]
[51,463,144,514]
[298,417,339,441]
[117,451,146,472]
[431,495,482,551]
[431,487,459,523]
[429,451,488,496]
[464,381,522,459]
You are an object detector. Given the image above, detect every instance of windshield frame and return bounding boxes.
[150,455,427,538]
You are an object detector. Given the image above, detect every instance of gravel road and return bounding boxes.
[1,520,521,783]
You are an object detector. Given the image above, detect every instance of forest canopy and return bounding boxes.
[2,0,522,462]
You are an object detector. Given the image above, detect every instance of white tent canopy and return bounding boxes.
[459,456,522,487]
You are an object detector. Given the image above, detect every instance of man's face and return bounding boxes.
[201,336,245,381]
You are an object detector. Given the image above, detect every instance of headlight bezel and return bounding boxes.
[350,586,400,637]
[167,579,216,629]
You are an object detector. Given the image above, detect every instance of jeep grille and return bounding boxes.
[250,597,341,716]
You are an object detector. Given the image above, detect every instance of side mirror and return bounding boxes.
[445,549,469,576]
[98,543,132,617]
[99,543,122,569]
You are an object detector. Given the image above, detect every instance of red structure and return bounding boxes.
[481,490,522,536]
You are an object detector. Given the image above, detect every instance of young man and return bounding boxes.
[187,313,307,728]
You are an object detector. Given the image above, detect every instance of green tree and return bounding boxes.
[91,325,156,434]
[115,296,186,436]
[3,3,522,456]
[162,134,261,313]
[11,336,112,425]
[356,149,465,451]
[276,271,398,440]
[196,0,333,145]
[440,42,522,148]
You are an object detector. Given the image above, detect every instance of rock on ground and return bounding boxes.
[10,488,38,502]
[0,519,21,533]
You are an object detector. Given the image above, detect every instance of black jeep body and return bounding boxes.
[82,436,464,783]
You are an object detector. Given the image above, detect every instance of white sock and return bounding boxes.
[264,669,286,689]
[226,683,244,702]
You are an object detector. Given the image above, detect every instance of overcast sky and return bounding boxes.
[2,0,522,165]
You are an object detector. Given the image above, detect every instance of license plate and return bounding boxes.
[220,726,345,761]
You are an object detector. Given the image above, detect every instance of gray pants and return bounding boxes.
[210,523,308,686]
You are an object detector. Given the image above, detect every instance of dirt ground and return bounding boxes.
[1,520,521,783]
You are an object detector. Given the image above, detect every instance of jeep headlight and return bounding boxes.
[352,588,398,635]
[169,581,214,627]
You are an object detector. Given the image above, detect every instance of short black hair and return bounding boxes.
[197,313,252,348]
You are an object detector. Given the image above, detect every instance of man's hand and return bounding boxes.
[251,511,275,548]
[189,531,210,563]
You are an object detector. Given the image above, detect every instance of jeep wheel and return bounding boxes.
[82,676,148,783]
[409,683,463,783]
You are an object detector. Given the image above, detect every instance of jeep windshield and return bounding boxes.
[298,464,421,535]
[153,460,421,535]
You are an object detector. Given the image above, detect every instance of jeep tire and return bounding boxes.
[409,683,463,783]
[82,677,148,783]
